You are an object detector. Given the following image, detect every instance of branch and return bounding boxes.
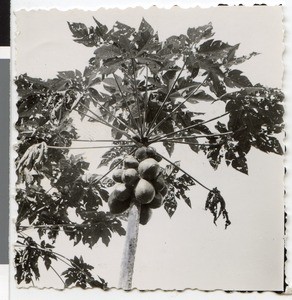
[17,233,73,268]
[163,140,223,147]
[73,107,113,127]
[147,75,209,137]
[17,233,101,287]
[145,60,187,136]
[143,65,149,135]
[47,144,136,150]
[72,139,133,143]
[149,112,230,143]
[155,132,233,144]
[50,265,66,287]
[16,204,50,227]
[78,103,138,145]
[131,58,143,136]
[113,73,141,136]
[41,255,66,288]
[19,222,114,231]
[156,153,212,192]
[89,91,138,137]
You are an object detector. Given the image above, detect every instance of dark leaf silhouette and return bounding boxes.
[224,69,252,88]
[62,256,107,289]
[205,188,231,229]
[15,237,57,285]
[163,163,196,216]
[66,212,126,248]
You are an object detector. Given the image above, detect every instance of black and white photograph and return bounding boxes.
[11,6,285,294]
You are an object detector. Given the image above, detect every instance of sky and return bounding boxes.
[12,6,284,292]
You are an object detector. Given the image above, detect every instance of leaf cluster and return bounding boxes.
[15,236,56,285]
[162,162,196,217]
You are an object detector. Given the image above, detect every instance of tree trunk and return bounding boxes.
[119,201,141,290]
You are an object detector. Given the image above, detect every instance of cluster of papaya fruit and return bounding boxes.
[108,146,167,225]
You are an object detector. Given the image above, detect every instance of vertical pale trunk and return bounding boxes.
[119,201,141,290]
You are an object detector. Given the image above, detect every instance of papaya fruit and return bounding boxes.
[124,155,139,169]
[138,158,160,181]
[108,196,131,214]
[122,168,139,185]
[109,183,131,202]
[153,154,162,162]
[135,147,148,161]
[147,193,163,209]
[146,146,156,158]
[152,174,166,192]
[139,205,152,225]
[134,178,155,204]
[112,169,124,183]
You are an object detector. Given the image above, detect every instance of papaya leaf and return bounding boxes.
[67,22,100,47]
[183,197,192,208]
[198,39,234,61]
[92,17,108,38]
[66,212,126,248]
[186,137,200,153]
[135,18,160,54]
[15,237,57,285]
[224,43,240,65]
[253,134,283,155]
[205,188,231,229]
[231,155,248,175]
[163,185,177,218]
[224,51,259,68]
[112,21,136,40]
[163,141,175,156]
[163,164,195,216]
[138,18,154,35]
[40,240,57,270]
[164,162,179,177]
[99,58,124,75]
[15,238,41,284]
[62,256,107,289]
[208,70,226,97]
[187,90,215,103]
[162,69,178,88]
[94,45,121,60]
[15,74,49,97]
[224,69,252,88]
[98,146,131,168]
[67,22,88,38]
[187,22,214,44]
[164,34,189,55]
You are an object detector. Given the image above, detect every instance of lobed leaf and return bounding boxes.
[187,23,214,44]
[224,69,252,88]
[205,188,231,229]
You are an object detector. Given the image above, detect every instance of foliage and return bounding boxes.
[163,162,196,217]
[61,256,107,289]
[205,188,231,229]
[15,236,56,285]
[15,235,106,289]
[14,17,284,288]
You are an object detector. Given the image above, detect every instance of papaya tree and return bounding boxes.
[14,18,284,290]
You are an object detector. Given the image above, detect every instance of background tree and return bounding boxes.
[14,18,284,290]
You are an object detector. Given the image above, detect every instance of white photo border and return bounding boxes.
[9,1,292,299]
